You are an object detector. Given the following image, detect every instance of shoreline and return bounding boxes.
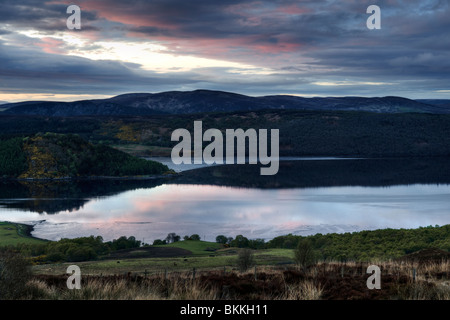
[0,172,178,182]
[17,222,49,242]
[0,221,49,243]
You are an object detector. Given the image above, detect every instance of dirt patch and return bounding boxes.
[397,248,450,265]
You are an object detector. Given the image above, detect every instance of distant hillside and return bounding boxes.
[0,133,170,179]
[1,100,165,116]
[2,90,449,116]
[417,99,450,111]
[1,109,450,158]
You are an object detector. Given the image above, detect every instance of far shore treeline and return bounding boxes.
[1,224,449,264]
[2,109,450,159]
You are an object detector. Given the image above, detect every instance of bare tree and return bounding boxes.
[236,248,255,272]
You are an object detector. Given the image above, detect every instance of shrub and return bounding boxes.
[236,248,255,272]
[0,249,32,299]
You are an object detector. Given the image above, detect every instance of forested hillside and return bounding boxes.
[0,133,169,179]
[267,225,450,261]
[1,109,450,158]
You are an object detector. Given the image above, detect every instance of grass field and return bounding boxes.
[155,240,223,255]
[0,233,448,300]
[0,222,46,246]
[31,240,294,276]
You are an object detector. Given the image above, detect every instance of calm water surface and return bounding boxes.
[0,158,449,243]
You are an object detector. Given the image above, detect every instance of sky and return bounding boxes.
[0,0,449,103]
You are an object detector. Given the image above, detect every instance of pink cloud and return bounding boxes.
[49,0,305,63]
[276,5,310,15]
[55,0,177,29]
[36,37,67,55]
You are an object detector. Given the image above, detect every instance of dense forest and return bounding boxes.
[0,137,27,177]
[215,225,450,261]
[0,133,170,179]
[265,225,450,261]
[1,109,450,158]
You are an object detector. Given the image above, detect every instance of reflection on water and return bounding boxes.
[146,156,356,173]
[0,158,450,242]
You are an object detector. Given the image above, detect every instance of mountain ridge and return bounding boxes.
[2,90,450,116]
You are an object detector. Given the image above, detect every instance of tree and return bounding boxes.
[294,239,317,269]
[248,238,265,249]
[153,239,166,245]
[231,235,249,248]
[216,235,228,244]
[190,234,201,241]
[165,233,181,244]
[109,236,141,250]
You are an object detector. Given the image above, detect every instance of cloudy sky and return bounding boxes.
[0,0,449,102]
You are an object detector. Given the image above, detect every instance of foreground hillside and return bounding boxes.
[0,224,449,300]
[0,133,170,179]
[2,224,448,266]
[27,260,449,300]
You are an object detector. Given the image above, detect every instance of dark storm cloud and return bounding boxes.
[0,0,449,98]
[65,0,450,72]
[0,0,99,32]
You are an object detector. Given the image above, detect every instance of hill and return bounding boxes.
[1,108,450,158]
[397,248,450,265]
[0,133,170,179]
[2,90,449,116]
[267,224,450,261]
[417,99,450,111]
[1,100,165,116]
